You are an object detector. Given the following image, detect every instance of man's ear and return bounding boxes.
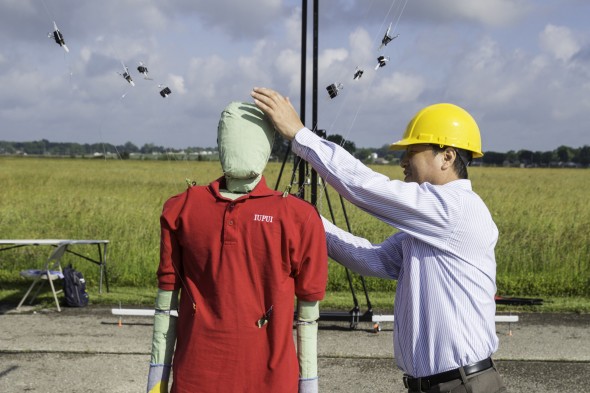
[441,148,456,170]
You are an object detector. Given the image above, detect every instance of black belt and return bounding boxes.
[403,357,493,391]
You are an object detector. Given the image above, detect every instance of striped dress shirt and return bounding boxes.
[292,128,499,378]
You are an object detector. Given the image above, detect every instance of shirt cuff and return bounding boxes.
[293,127,319,159]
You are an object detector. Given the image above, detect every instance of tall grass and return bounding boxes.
[1,157,588,297]
[476,168,590,296]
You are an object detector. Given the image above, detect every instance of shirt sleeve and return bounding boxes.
[157,194,186,291]
[292,128,463,251]
[322,216,403,280]
[291,203,328,302]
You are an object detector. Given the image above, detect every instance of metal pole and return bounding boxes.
[297,0,308,200]
[300,0,307,126]
[310,0,319,205]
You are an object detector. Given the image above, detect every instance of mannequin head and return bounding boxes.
[217,102,275,193]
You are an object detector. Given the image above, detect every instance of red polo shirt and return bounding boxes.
[158,176,328,393]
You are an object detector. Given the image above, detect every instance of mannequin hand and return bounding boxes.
[147,364,170,393]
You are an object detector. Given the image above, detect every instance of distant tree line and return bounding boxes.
[477,145,590,167]
[1,138,589,168]
[0,139,217,158]
[354,143,590,168]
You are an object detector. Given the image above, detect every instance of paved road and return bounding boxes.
[0,305,588,392]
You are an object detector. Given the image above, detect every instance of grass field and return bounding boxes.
[1,157,588,311]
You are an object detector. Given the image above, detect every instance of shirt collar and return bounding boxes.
[209,176,279,200]
[445,178,472,191]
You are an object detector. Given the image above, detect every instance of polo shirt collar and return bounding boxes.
[209,176,278,200]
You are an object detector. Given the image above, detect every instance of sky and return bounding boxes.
[0,0,589,153]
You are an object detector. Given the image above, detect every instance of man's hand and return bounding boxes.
[251,87,304,140]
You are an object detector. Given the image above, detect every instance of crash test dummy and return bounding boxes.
[147,102,328,393]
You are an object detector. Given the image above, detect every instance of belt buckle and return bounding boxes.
[421,378,431,390]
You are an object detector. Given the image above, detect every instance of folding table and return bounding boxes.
[0,239,110,294]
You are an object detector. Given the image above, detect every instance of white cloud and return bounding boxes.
[274,48,300,96]
[452,0,529,27]
[239,41,268,79]
[412,0,530,27]
[80,47,92,63]
[172,0,284,38]
[447,36,525,107]
[285,6,302,49]
[187,55,229,101]
[1,0,35,13]
[432,27,590,151]
[539,24,580,62]
[169,74,186,95]
[373,72,425,102]
[319,48,348,72]
[348,27,373,64]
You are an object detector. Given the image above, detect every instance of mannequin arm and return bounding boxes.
[296,300,320,393]
[147,289,179,393]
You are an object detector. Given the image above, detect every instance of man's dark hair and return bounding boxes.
[431,145,471,179]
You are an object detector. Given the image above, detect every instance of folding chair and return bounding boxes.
[16,242,69,312]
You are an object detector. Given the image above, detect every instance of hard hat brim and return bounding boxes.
[389,139,484,158]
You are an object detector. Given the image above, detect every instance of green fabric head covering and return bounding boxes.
[218,102,275,193]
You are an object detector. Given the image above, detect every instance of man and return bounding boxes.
[147,101,328,393]
[251,87,506,393]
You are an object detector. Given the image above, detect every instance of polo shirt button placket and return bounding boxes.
[224,203,238,243]
[227,203,236,226]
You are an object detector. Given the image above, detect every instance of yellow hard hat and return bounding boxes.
[389,103,483,158]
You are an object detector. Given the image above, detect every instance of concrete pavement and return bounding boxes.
[0,305,588,392]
